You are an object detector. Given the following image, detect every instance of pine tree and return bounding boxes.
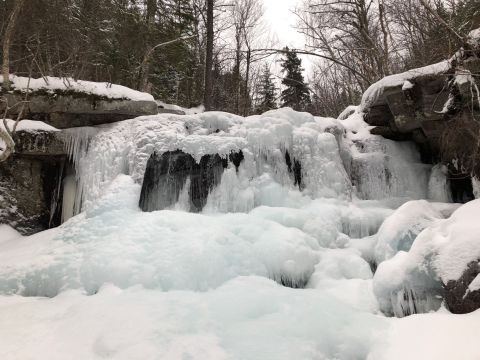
[280,47,311,111]
[256,64,277,113]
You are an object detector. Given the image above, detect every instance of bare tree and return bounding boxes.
[204,0,215,111]
[2,0,26,91]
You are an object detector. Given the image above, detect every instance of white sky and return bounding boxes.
[262,0,304,48]
[260,0,314,77]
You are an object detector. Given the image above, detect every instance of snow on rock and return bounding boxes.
[0,75,154,101]
[373,200,460,264]
[0,119,59,133]
[157,100,205,114]
[373,200,480,316]
[359,60,452,112]
[337,105,358,120]
[469,274,480,292]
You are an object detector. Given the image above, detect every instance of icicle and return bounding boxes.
[62,127,98,169]
[60,127,98,216]
[390,286,442,317]
[61,174,78,223]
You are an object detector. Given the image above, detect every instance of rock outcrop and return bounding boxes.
[0,76,160,128]
[0,129,66,234]
[0,92,158,129]
[360,29,480,201]
[444,260,480,314]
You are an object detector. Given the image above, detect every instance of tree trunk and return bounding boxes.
[2,0,26,91]
[234,30,241,114]
[139,0,157,92]
[204,0,214,111]
[243,48,251,116]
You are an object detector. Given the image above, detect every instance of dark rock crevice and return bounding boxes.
[284,150,304,190]
[139,150,244,213]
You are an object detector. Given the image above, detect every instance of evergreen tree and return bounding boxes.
[256,64,277,113]
[280,48,311,111]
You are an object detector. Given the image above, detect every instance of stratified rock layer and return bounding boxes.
[361,36,480,198]
[0,92,158,128]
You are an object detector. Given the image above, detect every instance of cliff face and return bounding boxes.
[361,29,480,201]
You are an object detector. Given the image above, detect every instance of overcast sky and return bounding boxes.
[262,0,303,47]
[260,0,313,76]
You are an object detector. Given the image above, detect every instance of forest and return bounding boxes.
[1,0,479,117]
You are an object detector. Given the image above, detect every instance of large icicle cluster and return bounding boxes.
[63,107,442,216]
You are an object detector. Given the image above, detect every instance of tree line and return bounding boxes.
[1,0,479,118]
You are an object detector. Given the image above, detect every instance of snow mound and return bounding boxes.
[0,277,389,360]
[373,200,480,316]
[373,200,459,264]
[0,75,154,101]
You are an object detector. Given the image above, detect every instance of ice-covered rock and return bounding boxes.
[374,200,480,316]
[360,37,480,190]
[373,200,459,265]
[0,75,158,129]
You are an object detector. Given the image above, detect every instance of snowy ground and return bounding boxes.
[1,108,479,359]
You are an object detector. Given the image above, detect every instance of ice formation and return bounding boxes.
[373,200,480,317]
[61,108,441,216]
[2,106,477,359]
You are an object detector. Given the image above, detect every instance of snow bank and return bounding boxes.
[373,200,480,316]
[0,277,389,360]
[369,308,480,360]
[0,75,154,101]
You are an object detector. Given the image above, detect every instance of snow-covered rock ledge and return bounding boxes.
[359,28,480,201]
[0,75,159,128]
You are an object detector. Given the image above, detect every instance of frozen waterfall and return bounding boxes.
[0,107,470,360]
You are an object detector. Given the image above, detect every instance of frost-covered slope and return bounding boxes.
[1,107,478,359]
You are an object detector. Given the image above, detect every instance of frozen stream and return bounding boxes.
[0,108,479,359]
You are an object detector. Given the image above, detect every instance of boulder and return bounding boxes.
[444,260,480,314]
[0,129,67,235]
